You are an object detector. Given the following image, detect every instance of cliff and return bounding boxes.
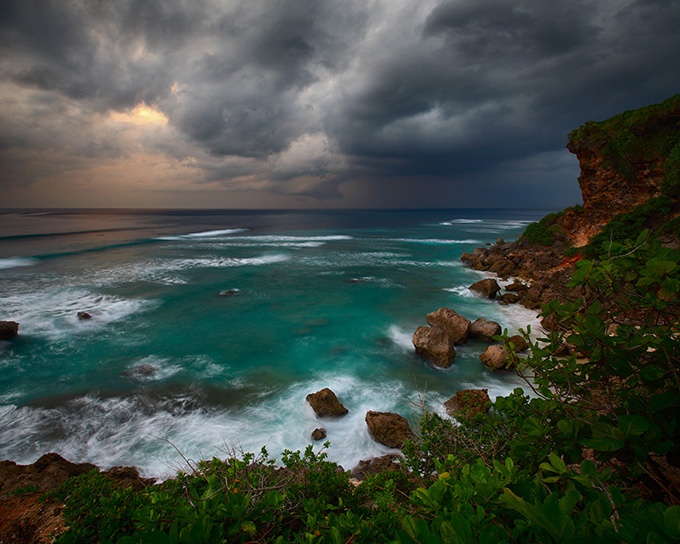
[462,94,680,309]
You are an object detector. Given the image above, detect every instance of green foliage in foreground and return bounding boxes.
[49,234,680,543]
[583,195,680,257]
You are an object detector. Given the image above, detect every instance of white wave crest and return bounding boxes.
[0,257,39,270]
[0,289,153,340]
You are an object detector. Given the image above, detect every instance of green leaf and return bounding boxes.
[664,505,680,538]
[617,414,650,437]
[582,423,626,452]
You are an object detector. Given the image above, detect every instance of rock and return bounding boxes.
[412,326,456,368]
[0,453,97,496]
[218,289,240,297]
[498,293,520,305]
[425,308,471,344]
[0,321,19,340]
[350,454,403,480]
[469,318,501,342]
[306,388,349,418]
[506,335,529,352]
[505,280,529,292]
[311,428,327,441]
[469,278,501,299]
[77,311,92,320]
[444,389,491,418]
[365,411,414,449]
[479,345,513,370]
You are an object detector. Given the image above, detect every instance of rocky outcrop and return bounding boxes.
[480,345,513,371]
[0,453,153,543]
[351,454,404,481]
[425,308,471,344]
[462,95,680,311]
[444,389,491,419]
[506,334,529,353]
[365,411,414,449]
[0,321,19,340]
[306,388,349,418]
[412,326,456,368]
[469,318,501,341]
[77,311,92,320]
[468,278,501,299]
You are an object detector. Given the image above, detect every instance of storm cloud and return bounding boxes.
[1,0,679,208]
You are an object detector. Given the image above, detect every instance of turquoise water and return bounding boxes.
[0,209,549,477]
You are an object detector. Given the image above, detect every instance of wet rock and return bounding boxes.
[479,345,513,371]
[425,308,471,344]
[444,389,491,419]
[306,388,349,418]
[498,293,521,305]
[311,428,327,441]
[351,454,403,480]
[469,278,501,299]
[77,311,92,320]
[0,321,19,340]
[505,280,529,292]
[412,326,456,368]
[469,318,501,342]
[218,289,240,297]
[365,411,414,449]
[506,335,529,352]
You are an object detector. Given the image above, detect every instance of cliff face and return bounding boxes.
[564,94,680,244]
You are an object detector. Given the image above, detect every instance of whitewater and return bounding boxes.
[0,208,550,478]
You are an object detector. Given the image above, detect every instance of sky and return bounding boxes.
[1,0,679,209]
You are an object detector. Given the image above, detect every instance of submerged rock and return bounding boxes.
[365,411,413,449]
[425,308,471,344]
[0,321,19,340]
[444,389,491,419]
[77,311,92,320]
[218,289,240,297]
[306,388,349,418]
[412,326,456,368]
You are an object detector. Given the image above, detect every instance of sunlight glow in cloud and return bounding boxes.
[109,104,168,126]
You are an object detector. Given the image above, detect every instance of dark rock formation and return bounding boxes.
[311,428,327,441]
[480,345,512,371]
[0,321,19,340]
[365,411,414,449]
[444,389,491,418]
[77,311,92,320]
[412,326,456,368]
[306,388,349,418]
[469,318,501,342]
[425,308,471,344]
[351,454,403,481]
[469,278,501,299]
[506,335,529,353]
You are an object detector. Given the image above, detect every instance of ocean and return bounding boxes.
[0,208,551,478]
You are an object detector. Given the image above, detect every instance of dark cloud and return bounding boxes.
[0,0,678,207]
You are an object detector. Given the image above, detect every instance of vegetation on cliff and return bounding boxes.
[567,94,680,254]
